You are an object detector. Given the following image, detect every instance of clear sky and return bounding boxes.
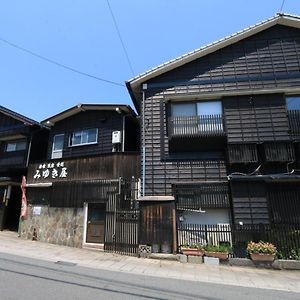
[0,0,299,121]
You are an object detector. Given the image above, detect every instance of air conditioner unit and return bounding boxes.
[112,131,122,144]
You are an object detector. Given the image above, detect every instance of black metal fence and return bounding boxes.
[177,223,300,259]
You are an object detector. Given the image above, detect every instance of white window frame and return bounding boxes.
[69,128,98,147]
[5,140,27,152]
[51,134,64,159]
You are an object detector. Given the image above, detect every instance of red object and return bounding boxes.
[21,176,27,220]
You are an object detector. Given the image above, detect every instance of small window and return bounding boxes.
[51,134,64,159]
[287,96,300,110]
[5,140,26,152]
[171,103,197,117]
[197,101,222,116]
[69,128,98,146]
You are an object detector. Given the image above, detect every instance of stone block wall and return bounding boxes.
[20,205,84,248]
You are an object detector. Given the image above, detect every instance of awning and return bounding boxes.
[138,196,175,202]
[26,183,52,188]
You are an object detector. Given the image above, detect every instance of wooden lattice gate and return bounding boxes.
[104,179,140,256]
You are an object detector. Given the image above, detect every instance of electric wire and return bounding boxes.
[0,36,125,87]
[106,0,135,77]
[280,0,286,12]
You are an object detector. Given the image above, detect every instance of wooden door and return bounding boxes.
[86,203,106,244]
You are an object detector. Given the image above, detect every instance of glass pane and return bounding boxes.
[53,135,64,151]
[87,129,97,143]
[72,131,82,145]
[81,130,89,144]
[197,101,222,115]
[171,103,197,116]
[287,97,300,110]
[6,143,16,152]
[16,140,26,151]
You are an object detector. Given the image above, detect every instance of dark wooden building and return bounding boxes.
[21,104,140,252]
[0,105,48,231]
[126,14,300,252]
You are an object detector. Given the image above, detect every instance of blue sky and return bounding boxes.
[0,0,299,121]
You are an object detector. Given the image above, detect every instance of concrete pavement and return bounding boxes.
[0,230,299,293]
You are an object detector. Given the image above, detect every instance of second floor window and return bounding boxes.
[5,140,26,152]
[287,96,300,110]
[170,101,223,137]
[69,128,98,146]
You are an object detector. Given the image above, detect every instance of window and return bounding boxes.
[51,134,64,159]
[69,128,98,146]
[171,101,222,117]
[287,96,300,110]
[5,140,26,152]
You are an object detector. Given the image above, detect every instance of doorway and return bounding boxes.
[86,203,106,244]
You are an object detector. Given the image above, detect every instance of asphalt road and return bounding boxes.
[0,252,299,300]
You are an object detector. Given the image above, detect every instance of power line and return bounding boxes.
[0,36,125,87]
[106,0,135,77]
[280,0,286,12]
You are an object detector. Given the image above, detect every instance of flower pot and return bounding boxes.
[181,248,204,256]
[250,253,275,262]
[205,251,228,260]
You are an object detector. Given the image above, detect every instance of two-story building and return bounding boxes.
[126,13,300,253]
[20,104,140,254]
[0,105,48,231]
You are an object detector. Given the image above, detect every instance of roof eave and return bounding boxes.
[127,14,300,105]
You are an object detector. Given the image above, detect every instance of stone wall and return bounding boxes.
[20,205,84,248]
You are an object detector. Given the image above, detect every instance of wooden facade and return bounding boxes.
[0,105,48,231]
[127,15,300,234]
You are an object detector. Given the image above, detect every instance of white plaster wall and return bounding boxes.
[179,209,230,225]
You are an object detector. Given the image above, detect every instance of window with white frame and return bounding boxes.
[69,128,98,147]
[5,140,27,152]
[51,134,64,159]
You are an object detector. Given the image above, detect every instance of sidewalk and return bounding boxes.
[0,230,299,293]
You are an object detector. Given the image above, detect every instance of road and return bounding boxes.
[0,252,299,300]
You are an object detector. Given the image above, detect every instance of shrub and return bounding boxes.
[247,241,277,255]
[205,244,232,253]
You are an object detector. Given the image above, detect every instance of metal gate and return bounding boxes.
[104,178,140,256]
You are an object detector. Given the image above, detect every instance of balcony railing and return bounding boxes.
[288,110,300,138]
[168,114,225,138]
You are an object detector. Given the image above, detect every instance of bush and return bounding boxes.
[247,241,277,255]
[205,244,232,253]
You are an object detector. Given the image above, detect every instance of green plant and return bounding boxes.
[181,243,204,250]
[289,249,300,261]
[205,244,232,253]
[247,241,277,255]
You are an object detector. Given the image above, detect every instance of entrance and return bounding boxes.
[86,203,106,244]
[0,185,21,231]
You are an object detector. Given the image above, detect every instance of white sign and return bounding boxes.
[33,206,42,216]
[33,161,68,180]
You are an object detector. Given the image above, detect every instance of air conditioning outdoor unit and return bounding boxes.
[112,131,122,144]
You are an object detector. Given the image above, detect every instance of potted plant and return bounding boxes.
[247,241,277,262]
[204,244,231,260]
[180,243,205,256]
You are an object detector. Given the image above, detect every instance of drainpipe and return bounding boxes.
[122,114,126,152]
[26,135,32,167]
[142,84,147,196]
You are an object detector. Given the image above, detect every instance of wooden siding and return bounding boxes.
[230,181,270,225]
[223,94,289,143]
[146,25,300,95]
[140,25,300,196]
[47,110,138,159]
[27,153,140,184]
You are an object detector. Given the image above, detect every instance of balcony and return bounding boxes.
[168,114,225,139]
[288,110,300,139]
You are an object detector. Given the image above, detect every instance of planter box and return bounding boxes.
[181,248,204,256]
[250,253,275,262]
[205,251,228,260]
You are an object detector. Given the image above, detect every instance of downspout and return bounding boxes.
[122,114,126,152]
[142,84,147,196]
[26,135,32,167]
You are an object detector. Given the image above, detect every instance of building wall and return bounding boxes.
[20,205,84,248]
[141,25,300,196]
